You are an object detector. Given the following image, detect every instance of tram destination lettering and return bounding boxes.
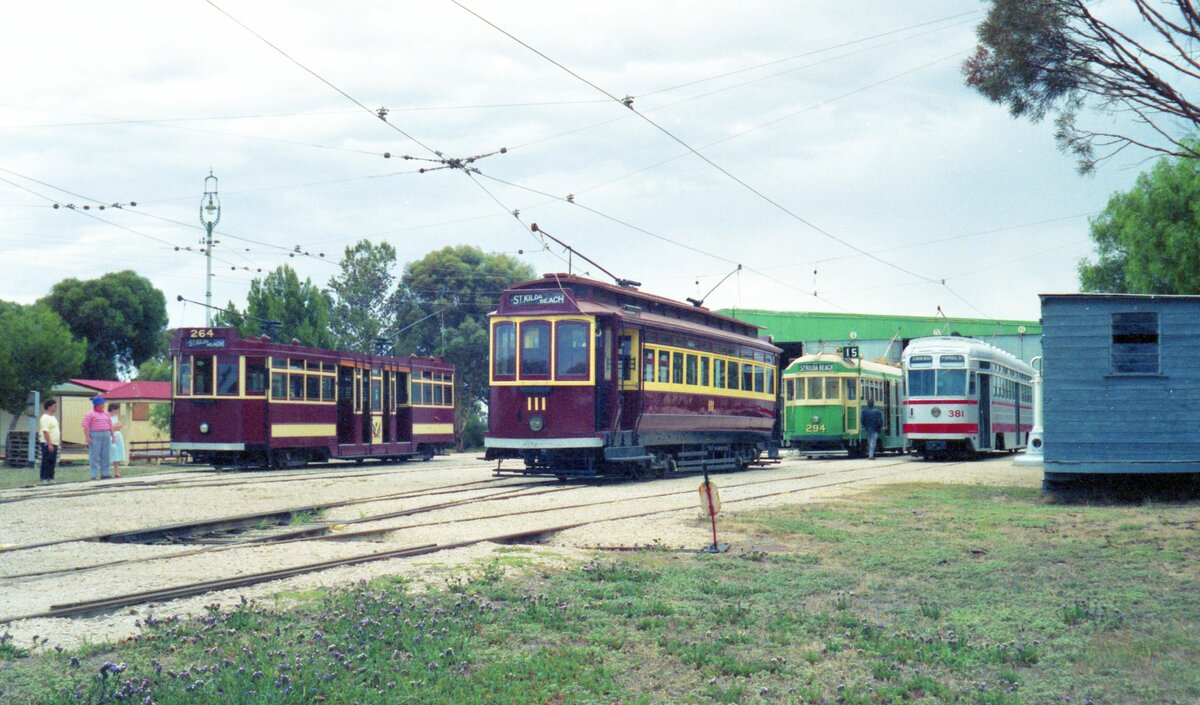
[509,291,567,307]
[184,338,227,349]
[796,363,835,372]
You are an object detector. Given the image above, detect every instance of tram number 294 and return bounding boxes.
[805,424,827,433]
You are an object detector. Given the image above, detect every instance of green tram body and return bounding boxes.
[781,352,906,456]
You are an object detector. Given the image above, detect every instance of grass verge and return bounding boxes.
[1,483,1197,704]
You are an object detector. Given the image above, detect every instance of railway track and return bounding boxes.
[0,459,946,623]
[0,457,475,506]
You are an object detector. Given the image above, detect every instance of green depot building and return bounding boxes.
[717,309,1042,367]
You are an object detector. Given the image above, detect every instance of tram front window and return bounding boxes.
[555,321,589,377]
[907,370,935,396]
[936,369,966,396]
[520,322,550,376]
[192,356,213,395]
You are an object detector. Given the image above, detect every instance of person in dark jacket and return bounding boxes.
[860,399,884,459]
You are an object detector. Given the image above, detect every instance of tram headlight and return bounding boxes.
[528,414,545,432]
[811,415,821,424]
[930,407,942,418]
[199,422,210,434]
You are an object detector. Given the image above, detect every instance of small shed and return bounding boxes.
[1041,293,1200,486]
[56,379,124,445]
[104,381,171,444]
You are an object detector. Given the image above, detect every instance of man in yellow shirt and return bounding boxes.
[39,399,60,484]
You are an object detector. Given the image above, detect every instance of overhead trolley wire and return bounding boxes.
[451,0,992,318]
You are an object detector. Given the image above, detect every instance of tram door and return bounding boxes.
[337,366,355,444]
[844,378,858,435]
[617,328,640,431]
[977,373,992,449]
[595,325,612,431]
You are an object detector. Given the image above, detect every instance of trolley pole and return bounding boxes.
[199,171,221,327]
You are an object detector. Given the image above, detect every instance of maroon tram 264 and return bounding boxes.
[169,327,454,469]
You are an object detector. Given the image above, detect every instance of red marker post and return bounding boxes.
[698,467,729,553]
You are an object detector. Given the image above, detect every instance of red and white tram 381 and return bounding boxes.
[902,336,1034,458]
[169,327,455,469]
[484,274,781,478]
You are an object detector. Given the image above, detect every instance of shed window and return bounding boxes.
[1112,312,1159,374]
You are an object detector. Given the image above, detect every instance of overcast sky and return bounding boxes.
[0,1,1162,328]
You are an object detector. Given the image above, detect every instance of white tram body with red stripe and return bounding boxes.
[901,336,1034,458]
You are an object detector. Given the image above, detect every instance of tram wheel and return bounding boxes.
[661,458,677,478]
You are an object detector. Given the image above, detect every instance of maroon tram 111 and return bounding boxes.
[169,327,455,469]
[484,274,780,478]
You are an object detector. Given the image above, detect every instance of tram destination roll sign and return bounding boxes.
[509,291,567,306]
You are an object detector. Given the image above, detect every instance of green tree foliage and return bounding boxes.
[963,1,1200,172]
[327,240,398,353]
[135,330,173,381]
[0,302,86,416]
[388,246,534,444]
[1079,148,1200,293]
[215,265,334,349]
[41,270,168,379]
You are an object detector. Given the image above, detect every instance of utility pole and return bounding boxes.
[200,171,221,326]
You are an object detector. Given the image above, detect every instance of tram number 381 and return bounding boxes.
[948,409,964,418]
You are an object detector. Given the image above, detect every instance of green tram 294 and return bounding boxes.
[781,352,906,456]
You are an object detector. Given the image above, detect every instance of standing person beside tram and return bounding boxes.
[38,398,60,484]
[81,396,114,480]
[860,399,884,460]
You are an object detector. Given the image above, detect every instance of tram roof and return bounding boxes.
[716,309,1040,343]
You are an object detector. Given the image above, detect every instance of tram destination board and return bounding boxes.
[508,291,567,306]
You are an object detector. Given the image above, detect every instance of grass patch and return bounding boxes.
[1,483,1198,704]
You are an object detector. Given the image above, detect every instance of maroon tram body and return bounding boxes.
[484,274,780,477]
[169,327,454,468]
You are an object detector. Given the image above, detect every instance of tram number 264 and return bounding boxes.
[805,423,827,433]
[189,329,216,339]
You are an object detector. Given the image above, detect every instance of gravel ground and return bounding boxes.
[0,451,1040,650]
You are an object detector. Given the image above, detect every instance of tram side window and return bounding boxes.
[754,366,765,393]
[307,375,321,401]
[217,357,239,396]
[672,352,684,385]
[908,370,935,396]
[767,369,774,396]
[192,357,214,395]
[271,372,287,399]
[322,376,335,402]
[176,358,192,396]
[643,348,656,383]
[520,322,551,377]
[395,373,408,404]
[658,351,670,383]
[685,354,698,386]
[785,379,795,401]
[700,357,710,387]
[372,378,383,412]
[245,358,268,396]
[493,322,516,377]
[741,364,753,392]
[727,361,740,390]
[824,377,838,400]
[936,369,966,396]
[806,377,823,400]
[714,359,726,388]
[290,373,305,400]
[555,321,589,378]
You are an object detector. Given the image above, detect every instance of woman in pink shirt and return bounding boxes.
[82,396,114,480]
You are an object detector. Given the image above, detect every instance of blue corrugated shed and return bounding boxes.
[1041,293,1200,481]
